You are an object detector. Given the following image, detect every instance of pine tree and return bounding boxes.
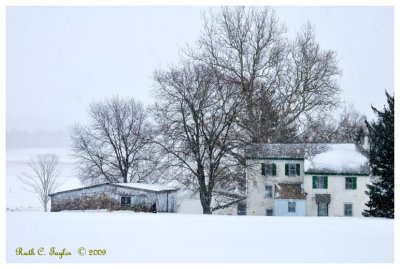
[363,91,394,218]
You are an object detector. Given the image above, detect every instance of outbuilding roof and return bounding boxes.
[49,182,179,196]
[113,183,179,192]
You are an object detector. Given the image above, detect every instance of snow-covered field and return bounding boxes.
[6,211,393,263]
[5,147,395,263]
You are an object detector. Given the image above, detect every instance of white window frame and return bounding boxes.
[288,164,297,176]
[345,177,356,189]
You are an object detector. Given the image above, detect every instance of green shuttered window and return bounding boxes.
[261,163,276,176]
[285,163,301,176]
[345,177,357,189]
[312,176,328,189]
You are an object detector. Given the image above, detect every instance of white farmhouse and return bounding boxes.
[304,144,370,217]
[241,143,370,217]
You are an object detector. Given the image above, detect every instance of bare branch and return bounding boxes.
[71,96,158,185]
[18,154,63,212]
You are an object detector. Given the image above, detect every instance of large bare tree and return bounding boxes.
[298,104,367,143]
[19,154,63,212]
[191,7,341,143]
[71,96,156,185]
[153,62,243,214]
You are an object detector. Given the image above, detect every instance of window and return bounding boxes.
[265,185,273,198]
[266,209,273,216]
[285,163,300,176]
[121,196,131,206]
[237,202,247,215]
[312,176,328,189]
[345,177,357,189]
[288,202,296,213]
[261,163,276,176]
[344,203,353,216]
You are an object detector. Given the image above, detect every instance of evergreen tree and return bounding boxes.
[363,91,394,218]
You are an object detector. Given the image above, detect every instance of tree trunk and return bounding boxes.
[200,195,212,214]
[197,164,213,214]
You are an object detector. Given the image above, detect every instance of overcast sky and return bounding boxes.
[6,6,394,133]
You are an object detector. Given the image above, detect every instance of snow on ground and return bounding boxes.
[6,211,393,263]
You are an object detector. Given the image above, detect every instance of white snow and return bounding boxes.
[6,212,393,263]
[113,182,179,192]
[304,144,368,173]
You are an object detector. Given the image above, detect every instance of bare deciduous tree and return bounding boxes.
[190,7,341,143]
[71,96,156,185]
[298,105,367,143]
[19,154,63,212]
[153,62,243,214]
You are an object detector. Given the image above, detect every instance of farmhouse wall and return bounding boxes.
[246,159,304,216]
[304,175,370,217]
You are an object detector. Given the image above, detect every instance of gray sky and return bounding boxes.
[6,6,394,133]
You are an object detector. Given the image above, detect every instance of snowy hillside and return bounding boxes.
[6,212,393,263]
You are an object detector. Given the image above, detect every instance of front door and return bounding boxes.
[317,202,329,216]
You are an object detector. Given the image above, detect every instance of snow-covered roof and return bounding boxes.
[304,144,369,175]
[245,144,327,159]
[49,182,179,196]
[113,183,179,192]
[246,143,369,175]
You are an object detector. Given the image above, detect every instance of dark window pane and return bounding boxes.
[121,196,131,206]
[344,204,353,216]
[288,201,296,213]
[237,202,246,215]
[265,185,273,198]
[345,177,353,189]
